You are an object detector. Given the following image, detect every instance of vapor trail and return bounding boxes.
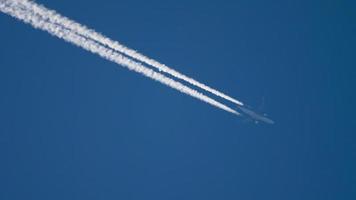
[11,0,244,106]
[0,0,239,115]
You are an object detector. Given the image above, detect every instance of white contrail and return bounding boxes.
[0,0,239,115]
[11,0,244,106]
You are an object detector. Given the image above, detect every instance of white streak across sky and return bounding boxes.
[11,0,244,106]
[0,0,240,115]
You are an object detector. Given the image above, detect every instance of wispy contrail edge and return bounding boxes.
[0,1,240,115]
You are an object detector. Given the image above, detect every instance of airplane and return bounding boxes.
[237,106,274,124]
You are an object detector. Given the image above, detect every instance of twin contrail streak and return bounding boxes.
[11,0,244,106]
[0,0,240,115]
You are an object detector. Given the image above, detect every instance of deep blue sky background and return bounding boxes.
[1,0,355,199]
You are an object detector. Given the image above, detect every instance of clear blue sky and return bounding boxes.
[1,0,355,199]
